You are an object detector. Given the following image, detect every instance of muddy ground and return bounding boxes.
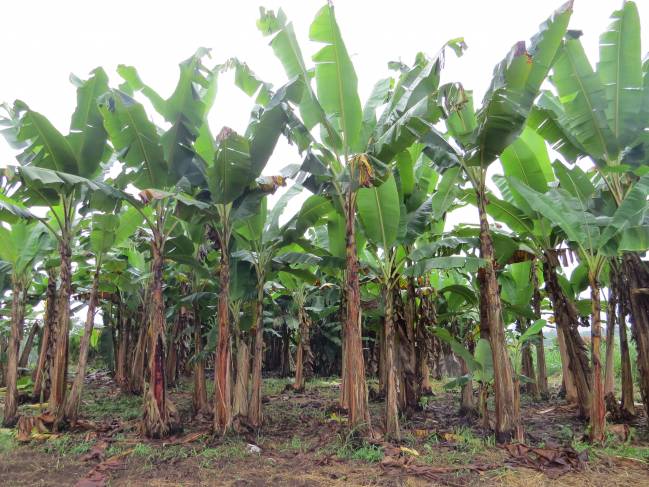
[1,374,648,486]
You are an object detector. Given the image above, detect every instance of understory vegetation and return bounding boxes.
[1,1,649,485]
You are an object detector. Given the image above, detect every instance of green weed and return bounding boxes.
[83,393,141,421]
[279,435,310,453]
[41,436,92,456]
[199,442,247,468]
[0,429,16,455]
[132,442,154,457]
[336,443,383,463]
[572,428,649,464]
[131,442,193,466]
[263,378,290,395]
[106,444,125,457]
[421,445,474,466]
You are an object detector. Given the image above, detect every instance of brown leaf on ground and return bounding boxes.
[379,441,499,485]
[537,407,556,414]
[80,440,109,462]
[75,449,133,487]
[162,430,207,446]
[503,443,588,478]
[413,428,434,438]
[15,415,60,442]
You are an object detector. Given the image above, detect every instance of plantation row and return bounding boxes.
[1,0,649,447]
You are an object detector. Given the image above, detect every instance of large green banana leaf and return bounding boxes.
[550,34,616,161]
[309,4,362,153]
[508,177,602,253]
[527,91,585,162]
[357,174,400,250]
[89,214,119,256]
[0,221,48,276]
[597,1,643,148]
[466,1,573,166]
[0,193,39,223]
[100,90,167,189]
[69,68,110,178]
[257,8,326,132]
[14,103,78,174]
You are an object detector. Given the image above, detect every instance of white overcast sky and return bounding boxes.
[1,0,648,228]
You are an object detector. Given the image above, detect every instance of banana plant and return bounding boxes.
[0,220,49,426]
[430,269,481,414]
[499,260,544,399]
[173,219,216,416]
[64,207,143,423]
[510,167,649,442]
[256,4,373,430]
[100,50,216,438]
[480,130,593,416]
[355,141,462,438]
[0,68,131,429]
[192,74,302,433]
[269,267,320,394]
[528,0,649,419]
[290,282,316,393]
[420,2,572,442]
[257,3,468,432]
[229,181,308,426]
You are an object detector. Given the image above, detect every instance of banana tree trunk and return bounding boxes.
[33,268,57,402]
[588,274,605,443]
[342,189,370,432]
[106,305,118,375]
[417,286,435,395]
[377,326,386,394]
[142,231,180,438]
[619,307,635,417]
[3,279,26,427]
[460,335,476,416]
[340,287,348,406]
[616,266,635,417]
[604,282,617,396]
[192,306,210,417]
[294,338,304,392]
[0,336,5,388]
[384,284,400,440]
[397,279,419,412]
[293,305,313,392]
[621,252,649,418]
[65,267,100,423]
[248,282,265,427]
[542,252,592,417]
[165,314,181,387]
[476,184,519,443]
[129,305,147,395]
[431,334,444,379]
[50,232,72,430]
[532,267,548,398]
[280,322,291,378]
[115,303,129,389]
[214,235,232,433]
[233,332,251,418]
[418,343,432,395]
[521,344,538,397]
[556,326,578,403]
[18,321,39,369]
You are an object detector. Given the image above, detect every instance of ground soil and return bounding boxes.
[1,373,648,486]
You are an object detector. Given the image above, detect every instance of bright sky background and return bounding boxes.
[1,0,648,228]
